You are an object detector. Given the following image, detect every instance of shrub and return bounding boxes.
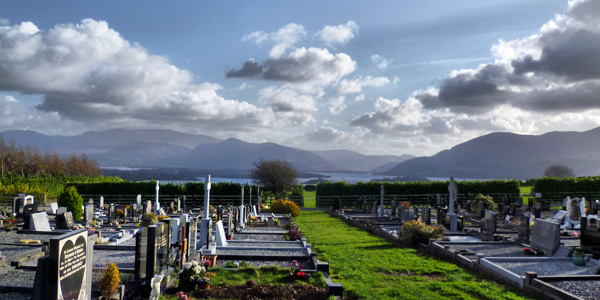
[401,220,445,245]
[271,199,301,217]
[99,263,120,299]
[332,197,342,210]
[471,194,496,212]
[140,213,158,227]
[288,229,302,241]
[284,222,294,230]
[57,186,84,221]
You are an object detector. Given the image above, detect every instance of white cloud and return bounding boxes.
[328,96,346,115]
[242,23,306,59]
[258,85,318,113]
[371,54,392,69]
[0,19,275,132]
[305,126,354,143]
[316,21,358,46]
[0,19,9,26]
[337,76,390,94]
[354,94,365,103]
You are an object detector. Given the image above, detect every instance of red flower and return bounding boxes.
[297,272,305,277]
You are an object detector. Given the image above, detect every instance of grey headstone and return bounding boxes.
[215,220,227,246]
[530,219,561,256]
[552,210,567,224]
[49,202,58,215]
[146,200,152,215]
[56,212,75,229]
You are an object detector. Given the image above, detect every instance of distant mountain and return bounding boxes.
[0,129,220,167]
[380,127,600,179]
[309,150,414,172]
[175,138,342,172]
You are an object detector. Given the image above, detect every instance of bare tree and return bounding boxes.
[543,165,575,178]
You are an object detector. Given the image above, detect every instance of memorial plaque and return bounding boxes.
[56,212,75,230]
[48,230,90,300]
[31,212,52,231]
[530,219,561,256]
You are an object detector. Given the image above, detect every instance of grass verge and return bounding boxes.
[295,210,533,300]
[304,190,316,208]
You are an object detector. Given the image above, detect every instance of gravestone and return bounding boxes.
[108,204,116,224]
[530,219,561,256]
[57,207,68,215]
[22,202,40,229]
[571,199,581,221]
[187,217,198,261]
[137,195,142,209]
[580,198,589,218]
[227,211,233,237]
[24,195,34,205]
[552,210,567,224]
[592,200,600,215]
[580,216,600,251]
[171,218,180,245]
[12,197,21,216]
[447,177,458,231]
[146,200,152,215]
[516,209,530,242]
[422,207,431,225]
[215,220,227,246]
[99,196,104,209]
[177,198,181,212]
[84,204,94,226]
[56,212,75,230]
[30,212,51,231]
[49,202,59,215]
[135,227,149,281]
[32,229,92,300]
[481,211,497,241]
[407,209,415,222]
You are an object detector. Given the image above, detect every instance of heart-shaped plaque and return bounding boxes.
[59,235,87,300]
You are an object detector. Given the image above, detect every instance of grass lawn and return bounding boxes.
[304,190,316,208]
[520,186,533,205]
[295,210,532,300]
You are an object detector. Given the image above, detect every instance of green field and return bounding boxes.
[304,190,316,208]
[295,210,531,300]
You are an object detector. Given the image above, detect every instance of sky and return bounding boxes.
[1,0,599,157]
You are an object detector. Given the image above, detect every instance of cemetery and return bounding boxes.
[2,175,600,299]
[0,177,337,300]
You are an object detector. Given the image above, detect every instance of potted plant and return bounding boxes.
[573,248,586,266]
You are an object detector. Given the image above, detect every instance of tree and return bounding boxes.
[543,165,575,178]
[58,186,84,221]
[250,158,298,198]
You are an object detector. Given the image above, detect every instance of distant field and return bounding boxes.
[303,190,316,208]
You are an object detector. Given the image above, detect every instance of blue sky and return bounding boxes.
[3,0,599,157]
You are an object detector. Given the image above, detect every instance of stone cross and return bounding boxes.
[378,185,385,217]
[448,177,458,232]
[199,175,212,249]
[249,186,252,207]
[154,181,160,214]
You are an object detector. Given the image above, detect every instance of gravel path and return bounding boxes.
[217,248,308,256]
[549,280,600,300]
[496,259,600,276]
[0,245,42,260]
[446,244,528,257]
[232,234,287,241]
[0,232,53,244]
[215,259,312,269]
[226,241,304,248]
[93,250,135,269]
[0,292,30,300]
[0,268,35,287]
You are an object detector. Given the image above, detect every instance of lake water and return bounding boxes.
[165,172,488,184]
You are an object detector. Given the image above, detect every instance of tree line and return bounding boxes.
[0,136,102,178]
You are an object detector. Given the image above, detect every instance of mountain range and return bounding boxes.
[379,127,600,179]
[4,127,600,179]
[0,129,410,173]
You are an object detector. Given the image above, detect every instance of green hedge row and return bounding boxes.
[70,181,260,196]
[316,180,520,197]
[534,177,600,194]
[0,173,123,198]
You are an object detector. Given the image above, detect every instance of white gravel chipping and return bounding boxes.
[0,268,35,287]
[549,280,600,300]
[93,250,135,268]
[0,292,30,300]
[495,259,600,277]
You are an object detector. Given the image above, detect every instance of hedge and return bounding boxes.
[69,181,260,196]
[316,180,520,197]
[534,177,600,194]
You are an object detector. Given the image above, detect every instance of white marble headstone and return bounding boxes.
[30,212,51,231]
[49,202,58,214]
[215,220,227,246]
[24,195,34,205]
[99,196,104,208]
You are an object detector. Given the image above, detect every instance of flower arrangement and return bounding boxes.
[176,291,189,300]
[273,218,280,225]
[290,260,309,280]
[178,260,216,291]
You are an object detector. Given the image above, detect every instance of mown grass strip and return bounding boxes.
[295,210,532,300]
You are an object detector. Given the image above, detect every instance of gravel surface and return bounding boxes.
[496,259,600,276]
[217,248,308,256]
[446,244,529,257]
[226,241,304,248]
[0,245,41,260]
[93,250,135,269]
[232,234,287,241]
[242,228,288,233]
[0,232,53,244]
[215,259,312,269]
[0,268,35,287]
[562,239,580,247]
[115,237,137,246]
[0,292,30,300]
[549,280,600,300]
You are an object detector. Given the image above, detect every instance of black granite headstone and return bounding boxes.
[134,227,148,280]
[108,204,116,224]
[56,212,75,229]
[580,216,600,251]
[22,203,39,230]
[12,197,21,216]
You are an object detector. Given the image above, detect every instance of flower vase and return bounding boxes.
[573,254,586,266]
[197,283,210,290]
